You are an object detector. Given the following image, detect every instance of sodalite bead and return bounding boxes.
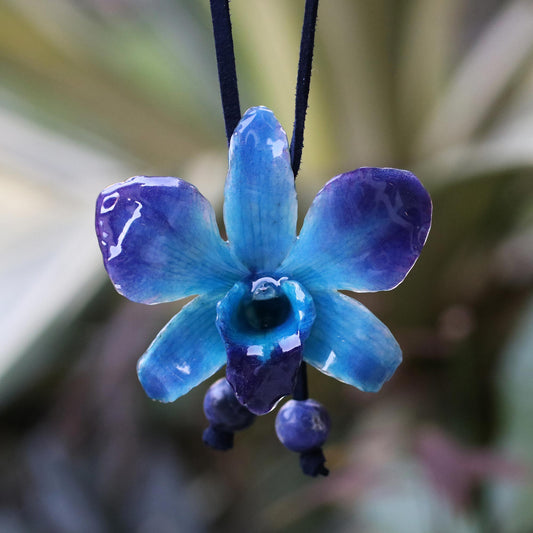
[275,399,331,453]
[203,378,255,431]
[203,378,255,451]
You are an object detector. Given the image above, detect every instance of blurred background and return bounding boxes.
[1,0,533,531]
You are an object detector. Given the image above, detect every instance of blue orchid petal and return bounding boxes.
[216,277,315,415]
[96,176,247,304]
[280,167,432,292]
[304,290,401,392]
[224,107,297,273]
[137,294,227,402]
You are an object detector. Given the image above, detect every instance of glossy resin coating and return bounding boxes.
[96,176,245,304]
[95,106,432,412]
[224,106,297,272]
[280,167,432,292]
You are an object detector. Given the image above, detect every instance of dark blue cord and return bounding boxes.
[209,0,241,143]
[290,0,319,178]
[292,357,309,401]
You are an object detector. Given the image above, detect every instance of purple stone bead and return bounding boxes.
[275,399,331,453]
[203,378,255,432]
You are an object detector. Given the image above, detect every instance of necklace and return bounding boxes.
[95,0,432,477]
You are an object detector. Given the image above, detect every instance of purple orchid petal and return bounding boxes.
[216,277,315,415]
[137,294,227,402]
[224,107,297,273]
[280,167,432,292]
[96,176,247,304]
[304,290,401,392]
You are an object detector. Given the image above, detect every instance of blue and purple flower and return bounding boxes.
[95,106,432,415]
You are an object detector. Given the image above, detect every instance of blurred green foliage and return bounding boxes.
[1,1,533,532]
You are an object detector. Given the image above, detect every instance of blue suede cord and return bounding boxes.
[290,0,319,178]
[209,0,241,144]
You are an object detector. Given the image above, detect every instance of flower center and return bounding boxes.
[242,277,291,330]
[217,276,316,415]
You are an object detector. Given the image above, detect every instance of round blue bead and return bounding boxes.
[203,378,255,431]
[275,399,330,453]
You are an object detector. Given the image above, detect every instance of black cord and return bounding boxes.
[209,0,241,143]
[292,360,309,401]
[289,0,319,178]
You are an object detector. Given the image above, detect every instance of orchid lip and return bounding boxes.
[216,276,316,414]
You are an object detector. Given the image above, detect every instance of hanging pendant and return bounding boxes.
[95,106,432,474]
